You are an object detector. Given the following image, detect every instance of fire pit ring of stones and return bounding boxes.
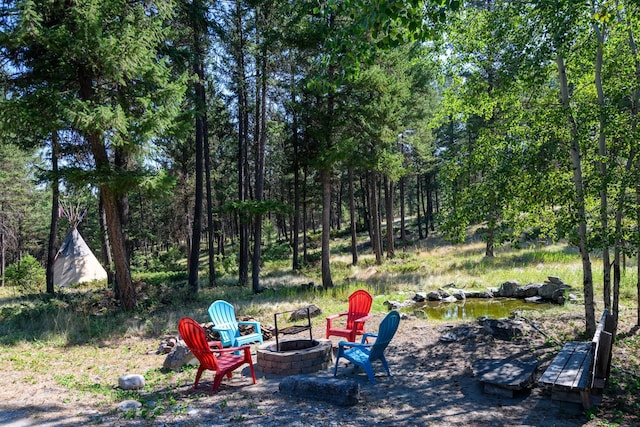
[256,339,333,375]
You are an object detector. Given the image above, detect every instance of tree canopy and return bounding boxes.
[1,0,638,330]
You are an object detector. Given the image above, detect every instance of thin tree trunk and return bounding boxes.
[320,14,336,289]
[291,83,300,270]
[235,0,250,287]
[426,175,435,232]
[321,168,333,288]
[557,54,596,334]
[385,176,394,259]
[252,24,268,294]
[400,176,406,249]
[336,176,344,230]
[0,202,4,287]
[359,174,370,237]
[349,168,358,266]
[303,165,308,264]
[188,48,205,295]
[420,175,428,238]
[369,172,383,265]
[594,20,611,311]
[434,182,440,216]
[204,104,216,286]
[416,175,423,239]
[46,131,60,294]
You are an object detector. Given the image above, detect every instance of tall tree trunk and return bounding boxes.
[348,168,358,266]
[291,89,301,271]
[416,175,423,239]
[419,175,428,238]
[193,0,215,288]
[188,51,205,295]
[336,177,344,230]
[321,168,333,288]
[204,99,216,287]
[435,183,440,217]
[234,0,250,286]
[369,172,383,265]
[303,165,308,264]
[384,176,394,259]
[252,27,268,294]
[46,131,60,294]
[594,20,611,311]
[359,175,370,236]
[400,176,407,249]
[557,55,596,334]
[183,167,193,254]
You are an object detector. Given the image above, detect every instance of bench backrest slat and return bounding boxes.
[589,309,614,390]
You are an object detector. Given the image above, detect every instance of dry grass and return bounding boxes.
[0,236,639,425]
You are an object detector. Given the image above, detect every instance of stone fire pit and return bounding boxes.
[256,339,333,375]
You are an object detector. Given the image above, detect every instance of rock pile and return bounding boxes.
[495,276,570,304]
[383,276,572,311]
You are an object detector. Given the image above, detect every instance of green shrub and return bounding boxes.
[4,254,45,294]
[262,243,291,262]
[159,247,183,271]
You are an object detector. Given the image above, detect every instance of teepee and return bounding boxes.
[53,228,108,287]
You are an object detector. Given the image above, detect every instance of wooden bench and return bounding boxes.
[538,309,615,409]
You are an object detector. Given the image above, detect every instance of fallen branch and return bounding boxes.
[513,312,562,346]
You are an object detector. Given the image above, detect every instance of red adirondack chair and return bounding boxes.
[178,317,257,393]
[326,290,373,342]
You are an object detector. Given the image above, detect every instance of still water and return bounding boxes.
[411,298,555,321]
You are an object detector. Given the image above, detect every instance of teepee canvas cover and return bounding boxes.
[53,228,108,286]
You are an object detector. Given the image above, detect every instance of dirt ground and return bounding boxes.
[0,310,637,426]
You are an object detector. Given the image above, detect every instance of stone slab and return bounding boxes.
[474,358,538,392]
[484,382,518,398]
[279,375,360,406]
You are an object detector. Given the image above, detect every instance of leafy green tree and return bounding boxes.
[436,1,536,256]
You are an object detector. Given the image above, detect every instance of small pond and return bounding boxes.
[411,298,556,321]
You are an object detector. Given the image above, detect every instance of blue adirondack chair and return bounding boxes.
[207,300,264,348]
[333,310,401,384]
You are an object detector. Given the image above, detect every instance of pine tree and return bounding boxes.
[1,0,187,309]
